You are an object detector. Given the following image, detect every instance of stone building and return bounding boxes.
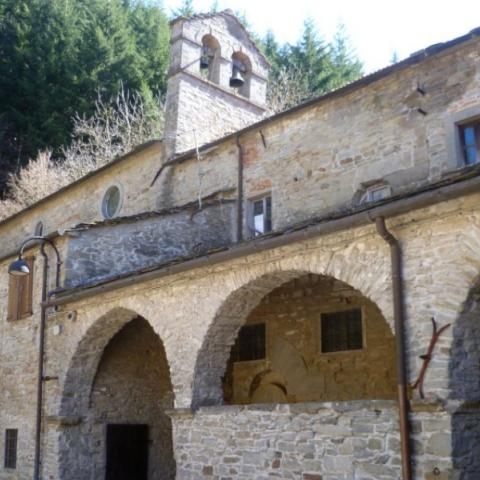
[1,10,480,480]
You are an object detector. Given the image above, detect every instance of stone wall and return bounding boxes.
[3,195,480,478]
[224,274,397,404]
[172,401,402,480]
[64,201,236,288]
[165,12,268,155]
[2,33,479,265]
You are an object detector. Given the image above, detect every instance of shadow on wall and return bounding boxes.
[450,283,480,478]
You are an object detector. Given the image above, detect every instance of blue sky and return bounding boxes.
[162,0,480,73]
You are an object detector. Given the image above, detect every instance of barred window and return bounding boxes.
[231,323,266,362]
[321,309,363,353]
[4,429,18,469]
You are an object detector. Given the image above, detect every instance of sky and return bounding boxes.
[162,0,480,73]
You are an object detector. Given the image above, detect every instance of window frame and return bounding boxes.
[231,323,267,363]
[318,307,366,355]
[7,256,35,321]
[247,193,272,238]
[447,106,480,168]
[101,184,123,219]
[4,429,18,470]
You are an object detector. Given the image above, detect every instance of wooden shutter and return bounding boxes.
[7,257,34,321]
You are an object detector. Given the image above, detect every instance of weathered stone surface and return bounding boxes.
[1,11,480,480]
[64,202,235,288]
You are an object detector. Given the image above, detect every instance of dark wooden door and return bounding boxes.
[106,424,149,480]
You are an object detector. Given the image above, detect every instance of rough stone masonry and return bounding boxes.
[1,10,480,480]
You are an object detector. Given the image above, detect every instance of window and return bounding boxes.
[320,309,363,353]
[460,121,480,165]
[365,184,391,203]
[102,185,122,219]
[7,257,34,321]
[249,195,272,236]
[4,429,18,469]
[231,323,266,362]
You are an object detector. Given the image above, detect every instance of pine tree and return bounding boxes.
[172,0,195,17]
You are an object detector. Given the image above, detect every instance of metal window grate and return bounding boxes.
[321,309,363,353]
[4,429,18,469]
[231,323,266,362]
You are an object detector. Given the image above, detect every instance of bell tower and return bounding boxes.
[164,10,270,157]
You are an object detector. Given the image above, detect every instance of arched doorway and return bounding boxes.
[185,271,400,479]
[193,271,396,408]
[222,273,396,405]
[58,310,175,480]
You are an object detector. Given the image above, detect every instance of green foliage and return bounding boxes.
[172,0,195,17]
[0,0,170,193]
[261,19,364,105]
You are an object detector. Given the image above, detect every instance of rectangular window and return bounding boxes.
[366,184,391,203]
[321,309,363,353]
[7,257,34,321]
[249,195,272,237]
[4,429,18,469]
[461,122,480,165]
[231,323,266,362]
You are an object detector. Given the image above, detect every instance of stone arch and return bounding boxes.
[58,307,175,480]
[201,34,221,83]
[192,267,395,409]
[231,51,252,98]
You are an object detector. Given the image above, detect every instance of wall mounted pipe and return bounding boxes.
[374,217,412,480]
[236,135,244,242]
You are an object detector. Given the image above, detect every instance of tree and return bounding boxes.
[261,19,363,112]
[0,87,164,220]
[0,0,170,194]
[329,23,363,89]
[172,0,195,17]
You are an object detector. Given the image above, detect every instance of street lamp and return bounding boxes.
[9,236,61,480]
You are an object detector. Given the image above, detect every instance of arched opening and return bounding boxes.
[193,272,396,408]
[231,51,252,98]
[58,311,175,480]
[200,34,221,83]
[450,282,480,477]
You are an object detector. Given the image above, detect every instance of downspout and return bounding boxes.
[236,135,244,242]
[374,217,412,480]
[34,246,48,480]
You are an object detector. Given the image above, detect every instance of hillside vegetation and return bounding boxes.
[0,0,363,219]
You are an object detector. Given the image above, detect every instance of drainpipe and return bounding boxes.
[34,246,49,480]
[236,135,244,242]
[374,217,412,480]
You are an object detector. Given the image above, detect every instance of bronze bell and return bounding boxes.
[200,54,210,70]
[229,66,245,88]
[200,46,212,70]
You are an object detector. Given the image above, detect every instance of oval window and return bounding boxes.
[102,185,122,219]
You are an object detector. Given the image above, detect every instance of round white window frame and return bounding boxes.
[101,184,124,219]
